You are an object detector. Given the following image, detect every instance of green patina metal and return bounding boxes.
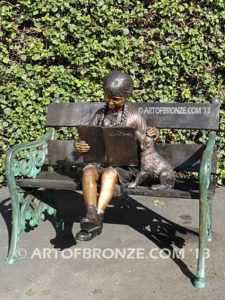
[6,128,55,264]
[13,147,48,178]
[19,193,56,232]
[193,131,216,289]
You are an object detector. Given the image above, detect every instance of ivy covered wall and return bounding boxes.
[0,0,224,183]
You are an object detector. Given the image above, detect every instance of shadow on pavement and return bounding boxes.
[0,198,12,251]
[0,190,198,283]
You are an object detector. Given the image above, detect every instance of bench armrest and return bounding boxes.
[6,128,54,183]
[199,131,216,189]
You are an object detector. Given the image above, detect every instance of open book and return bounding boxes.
[76,125,139,166]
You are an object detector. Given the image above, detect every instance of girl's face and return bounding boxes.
[104,93,126,112]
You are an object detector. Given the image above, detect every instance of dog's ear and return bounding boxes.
[143,135,155,149]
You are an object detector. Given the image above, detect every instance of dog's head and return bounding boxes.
[136,131,155,151]
[141,133,155,150]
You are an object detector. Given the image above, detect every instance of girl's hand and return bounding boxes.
[74,140,90,153]
[146,127,159,140]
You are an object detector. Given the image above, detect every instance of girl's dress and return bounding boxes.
[84,103,147,191]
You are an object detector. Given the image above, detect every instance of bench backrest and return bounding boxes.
[46,102,220,130]
[45,102,220,173]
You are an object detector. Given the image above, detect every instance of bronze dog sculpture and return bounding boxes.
[128,131,175,190]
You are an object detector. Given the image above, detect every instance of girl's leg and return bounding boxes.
[76,167,118,241]
[97,167,118,213]
[82,165,100,207]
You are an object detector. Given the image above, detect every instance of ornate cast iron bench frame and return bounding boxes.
[6,99,220,289]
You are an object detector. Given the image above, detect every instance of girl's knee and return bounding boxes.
[83,165,99,180]
[101,167,118,180]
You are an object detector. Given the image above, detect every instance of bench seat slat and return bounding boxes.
[15,171,216,200]
[126,179,216,200]
[16,171,78,190]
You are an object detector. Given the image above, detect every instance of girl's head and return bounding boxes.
[103,71,133,111]
[103,71,133,99]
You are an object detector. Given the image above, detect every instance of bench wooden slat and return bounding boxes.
[46,102,220,130]
[125,179,216,200]
[45,140,217,173]
[16,171,78,190]
[15,172,216,200]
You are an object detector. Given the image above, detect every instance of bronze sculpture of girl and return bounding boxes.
[74,70,161,241]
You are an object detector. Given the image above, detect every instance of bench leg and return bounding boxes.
[193,186,208,289]
[7,190,21,264]
[7,188,56,264]
[206,199,212,242]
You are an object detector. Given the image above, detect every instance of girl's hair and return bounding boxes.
[103,71,133,99]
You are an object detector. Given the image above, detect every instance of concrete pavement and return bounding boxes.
[0,186,225,300]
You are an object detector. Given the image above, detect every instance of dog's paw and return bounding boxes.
[128,182,136,189]
[151,184,172,190]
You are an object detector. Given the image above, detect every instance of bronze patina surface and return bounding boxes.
[74,71,161,241]
[128,131,175,190]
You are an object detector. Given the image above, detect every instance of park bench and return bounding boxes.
[6,99,220,288]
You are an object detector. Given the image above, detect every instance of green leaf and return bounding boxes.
[3,57,9,64]
[123,28,129,35]
[97,0,104,7]
[21,55,27,61]
[32,54,41,60]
